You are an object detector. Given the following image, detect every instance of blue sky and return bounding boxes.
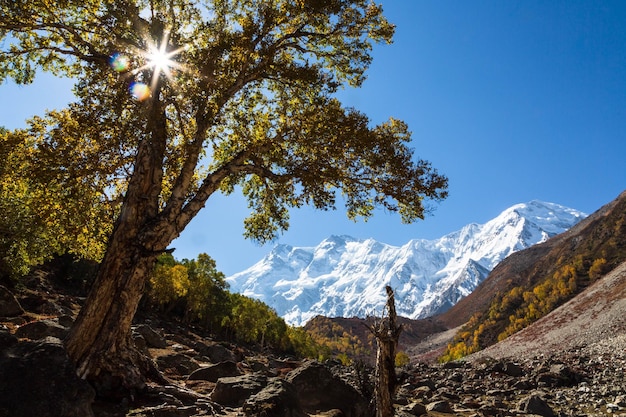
[2,1,625,275]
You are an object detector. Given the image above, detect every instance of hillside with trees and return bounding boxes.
[144,252,329,359]
[439,191,626,361]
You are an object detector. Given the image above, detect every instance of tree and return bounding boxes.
[182,253,230,330]
[588,257,608,280]
[0,119,114,281]
[1,0,447,391]
[147,254,190,312]
[368,286,402,417]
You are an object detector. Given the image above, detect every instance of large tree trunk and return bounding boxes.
[371,286,402,417]
[65,89,173,394]
[65,237,159,393]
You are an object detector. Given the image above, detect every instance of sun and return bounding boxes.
[137,30,189,94]
[111,28,190,100]
[146,43,178,79]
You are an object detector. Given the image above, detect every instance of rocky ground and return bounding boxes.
[1,263,625,417]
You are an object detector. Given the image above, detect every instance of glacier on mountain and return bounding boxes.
[226,201,587,326]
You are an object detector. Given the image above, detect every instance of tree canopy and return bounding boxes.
[0,121,113,279]
[1,0,447,249]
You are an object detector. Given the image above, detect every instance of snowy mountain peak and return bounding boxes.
[227,201,587,326]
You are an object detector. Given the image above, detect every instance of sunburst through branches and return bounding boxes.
[109,29,188,101]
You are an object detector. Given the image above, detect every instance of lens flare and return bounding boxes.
[110,53,130,72]
[129,82,151,101]
[112,29,189,100]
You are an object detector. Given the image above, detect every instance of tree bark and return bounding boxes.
[65,89,173,393]
[65,240,158,392]
[371,286,402,417]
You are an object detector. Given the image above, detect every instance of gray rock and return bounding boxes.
[132,332,149,354]
[0,336,95,417]
[286,360,369,417]
[211,373,267,407]
[0,285,24,317]
[502,361,524,377]
[195,342,237,363]
[133,324,167,348]
[426,400,453,413]
[412,378,436,391]
[401,401,427,416]
[15,318,68,340]
[548,363,583,386]
[0,326,17,349]
[156,352,200,376]
[517,394,555,417]
[126,405,200,417]
[57,315,74,328]
[139,383,203,408]
[243,378,304,417]
[411,385,433,400]
[188,360,241,382]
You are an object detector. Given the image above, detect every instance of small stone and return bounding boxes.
[426,400,453,413]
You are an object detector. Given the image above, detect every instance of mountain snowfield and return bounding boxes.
[226,201,587,326]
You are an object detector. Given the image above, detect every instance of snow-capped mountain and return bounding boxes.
[226,201,587,326]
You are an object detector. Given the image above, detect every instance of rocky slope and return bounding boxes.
[469,259,626,361]
[1,193,625,417]
[1,261,625,417]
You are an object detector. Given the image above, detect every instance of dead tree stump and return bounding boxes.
[369,285,402,417]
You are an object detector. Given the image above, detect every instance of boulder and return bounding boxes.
[0,325,17,349]
[211,373,267,407]
[547,363,583,386]
[243,378,304,417]
[614,395,626,407]
[286,360,369,417]
[133,324,167,348]
[17,292,47,312]
[57,315,75,328]
[0,285,24,317]
[411,385,433,400]
[194,342,237,363]
[517,394,555,417]
[188,360,241,382]
[401,401,428,416]
[501,361,525,377]
[0,336,95,417]
[269,358,301,372]
[15,318,69,340]
[412,377,436,391]
[156,352,201,376]
[132,331,149,354]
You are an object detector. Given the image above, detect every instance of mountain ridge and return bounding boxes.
[227,200,587,326]
[435,190,626,360]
